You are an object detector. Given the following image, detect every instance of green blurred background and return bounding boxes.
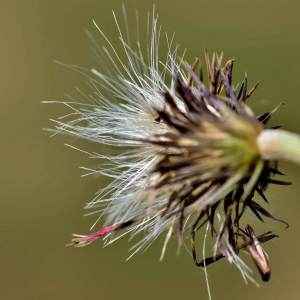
[2,0,300,299]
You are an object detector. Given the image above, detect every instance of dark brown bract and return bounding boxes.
[142,52,288,279]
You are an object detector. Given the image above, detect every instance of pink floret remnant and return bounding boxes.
[67,224,118,247]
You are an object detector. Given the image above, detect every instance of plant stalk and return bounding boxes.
[257,129,300,165]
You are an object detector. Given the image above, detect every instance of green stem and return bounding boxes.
[257,129,300,165]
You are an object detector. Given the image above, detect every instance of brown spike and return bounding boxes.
[246,81,260,99]
[187,57,200,87]
[204,49,212,86]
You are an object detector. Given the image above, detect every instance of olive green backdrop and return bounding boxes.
[1,0,300,299]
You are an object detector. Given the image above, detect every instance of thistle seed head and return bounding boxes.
[49,10,300,283]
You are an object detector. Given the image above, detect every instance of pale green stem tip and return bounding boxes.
[257,129,300,166]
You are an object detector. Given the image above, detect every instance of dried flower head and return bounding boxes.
[49,9,300,283]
